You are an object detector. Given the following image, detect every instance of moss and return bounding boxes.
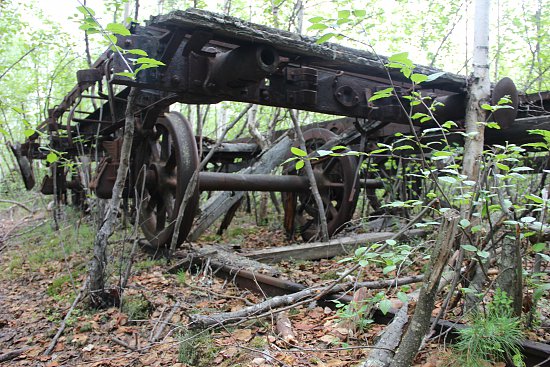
[178,330,220,366]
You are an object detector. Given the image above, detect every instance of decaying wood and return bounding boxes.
[172,243,280,276]
[390,209,460,367]
[244,229,425,263]
[276,311,296,344]
[150,9,467,92]
[189,275,424,329]
[151,300,180,342]
[0,348,29,363]
[361,303,409,367]
[188,136,292,241]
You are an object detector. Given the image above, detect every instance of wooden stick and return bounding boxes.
[0,348,29,363]
[151,301,181,342]
[44,278,89,355]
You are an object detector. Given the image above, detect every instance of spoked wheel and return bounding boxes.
[136,112,199,248]
[283,128,359,241]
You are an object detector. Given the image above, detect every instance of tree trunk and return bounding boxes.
[88,88,138,307]
[462,0,491,182]
[391,209,460,367]
[462,0,491,313]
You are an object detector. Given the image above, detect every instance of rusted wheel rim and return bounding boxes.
[137,112,199,248]
[284,128,359,241]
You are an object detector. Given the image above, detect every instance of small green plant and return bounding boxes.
[176,269,187,284]
[121,294,151,323]
[178,330,219,366]
[451,289,524,367]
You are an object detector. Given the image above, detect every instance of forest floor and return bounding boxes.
[0,203,548,367]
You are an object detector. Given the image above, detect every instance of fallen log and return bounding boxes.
[244,229,425,263]
[188,275,424,329]
[361,303,409,367]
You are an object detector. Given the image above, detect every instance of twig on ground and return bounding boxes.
[44,278,90,355]
[151,300,181,342]
[0,348,29,363]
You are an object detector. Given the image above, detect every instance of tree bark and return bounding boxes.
[462,0,491,182]
[88,88,137,306]
[390,209,460,367]
[461,0,491,313]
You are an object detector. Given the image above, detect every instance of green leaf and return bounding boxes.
[496,162,510,171]
[481,103,494,111]
[442,121,457,129]
[338,10,351,19]
[295,160,304,170]
[126,49,148,56]
[309,16,324,23]
[368,87,393,102]
[24,129,35,137]
[531,243,546,252]
[135,57,165,66]
[459,219,471,228]
[106,23,131,36]
[477,250,490,259]
[331,145,348,151]
[379,299,392,315]
[309,23,329,31]
[316,33,335,44]
[520,216,536,223]
[385,239,397,247]
[461,244,477,252]
[77,5,95,16]
[115,71,136,79]
[438,176,457,184]
[352,9,366,17]
[397,292,408,303]
[486,122,501,129]
[525,195,544,204]
[383,265,396,274]
[355,247,367,257]
[291,146,307,157]
[46,152,58,163]
[410,73,428,84]
[426,71,445,82]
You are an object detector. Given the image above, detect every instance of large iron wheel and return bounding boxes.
[284,128,359,241]
[136,112,199,248]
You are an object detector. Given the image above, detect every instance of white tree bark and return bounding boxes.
[462,0,491,182]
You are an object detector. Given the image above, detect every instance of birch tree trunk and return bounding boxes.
[462,0,491,182]
[462,0,491,313]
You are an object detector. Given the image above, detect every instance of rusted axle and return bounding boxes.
[146,166,382,193]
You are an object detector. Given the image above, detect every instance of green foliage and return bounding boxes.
[451,289,524,367]
[121,294,151,322]
[178,330,219,366]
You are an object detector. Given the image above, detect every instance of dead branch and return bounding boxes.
[44,278,89,355]
[361,303,408,367]
[276,311,296,344]
[111,336,137,351]
[151,300,181,342]
[189,275,424,329]
[0,199,33,213]
[390,209,460,367]
[0,348,29,363]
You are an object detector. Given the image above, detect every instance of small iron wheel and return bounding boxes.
[283,128,359,241]
[137,112,199,248]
